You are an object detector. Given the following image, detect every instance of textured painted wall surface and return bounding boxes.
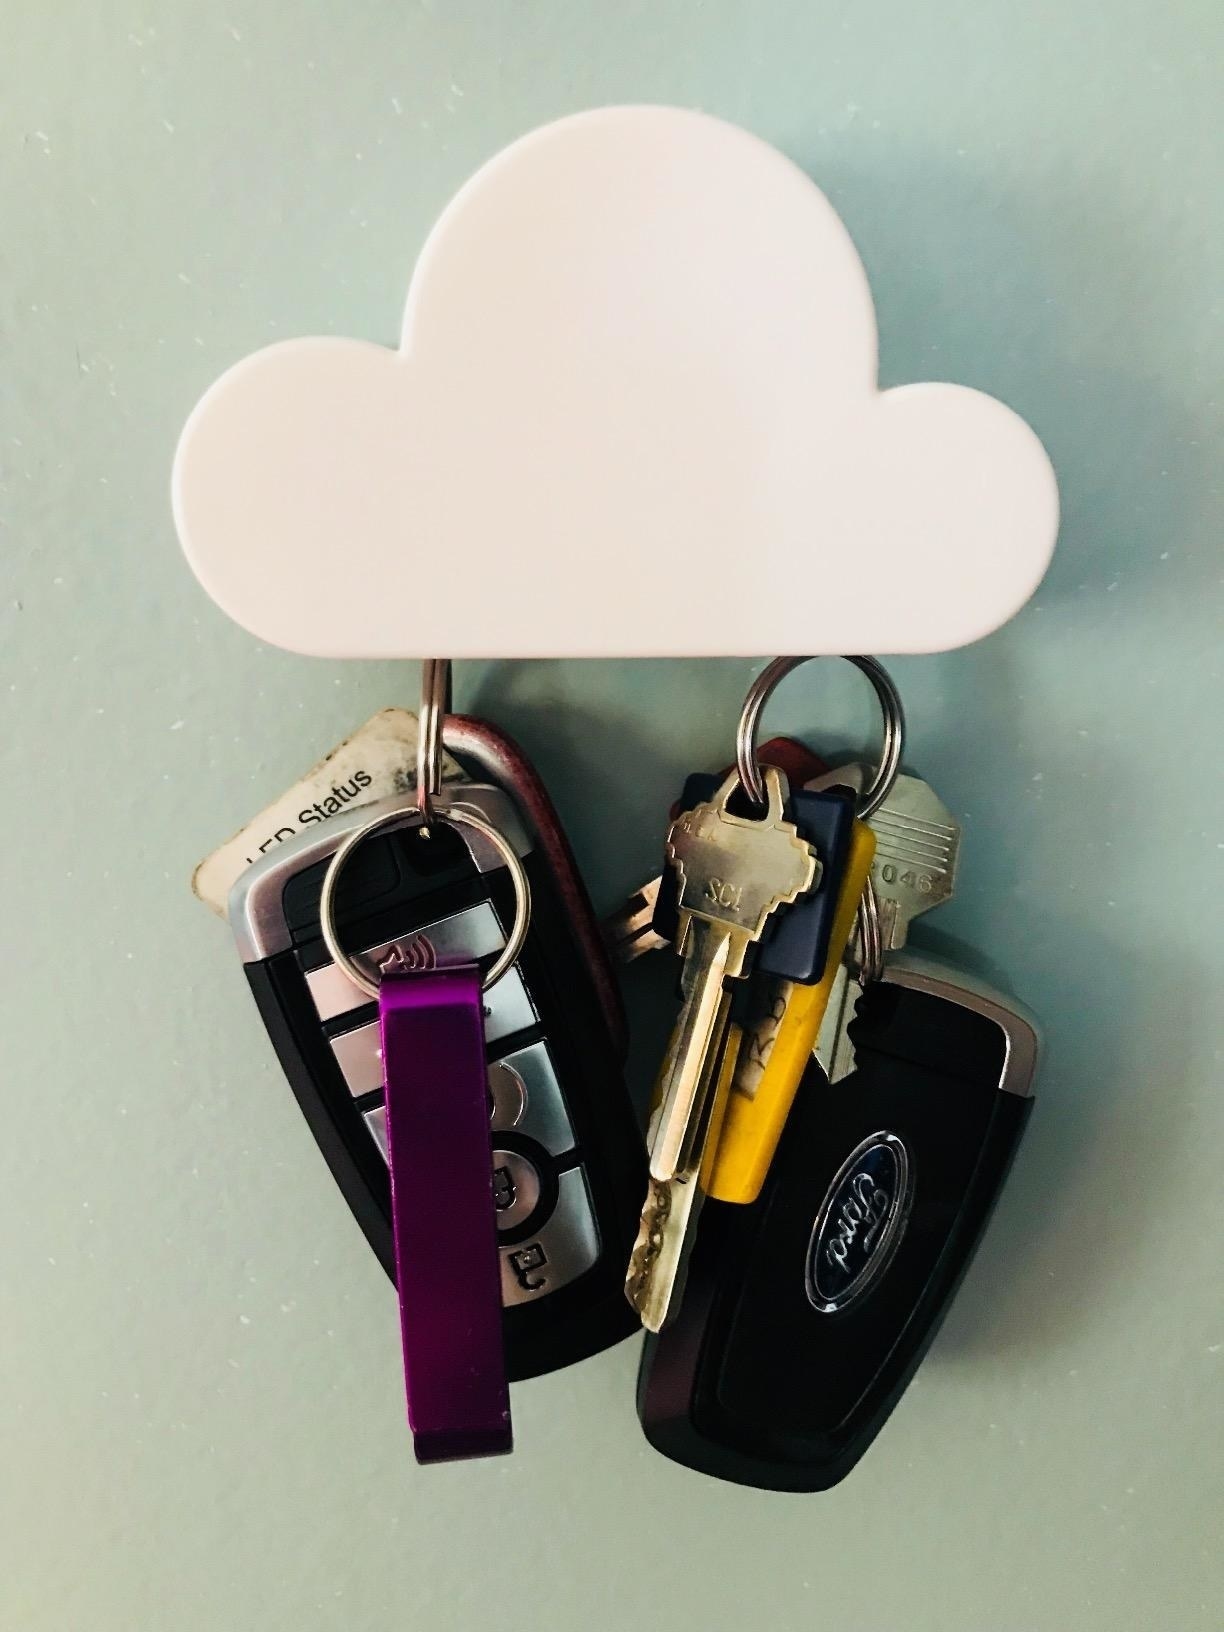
[2,5,1221,1628]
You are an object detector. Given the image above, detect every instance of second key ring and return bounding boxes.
[735,656,905,819]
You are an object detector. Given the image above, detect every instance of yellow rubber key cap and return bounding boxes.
[706,820,877,1204]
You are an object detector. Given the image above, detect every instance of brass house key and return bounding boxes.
[651,767,821,1182]
[626,767,819,1330]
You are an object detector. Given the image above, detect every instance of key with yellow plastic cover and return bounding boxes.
[706,820,877,1204]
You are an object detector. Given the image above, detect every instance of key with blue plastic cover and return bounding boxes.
[652,774,858,984]
[649,766,872,1207]
[602,739,832,966]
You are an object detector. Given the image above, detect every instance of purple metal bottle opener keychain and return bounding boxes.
[318,661,532,1462]
[381,961,511,1461]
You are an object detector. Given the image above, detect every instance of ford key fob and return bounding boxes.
[636,953,1038,1489]
[229,723,645,1382]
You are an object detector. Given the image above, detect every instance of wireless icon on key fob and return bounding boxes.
[227,714,646,1383]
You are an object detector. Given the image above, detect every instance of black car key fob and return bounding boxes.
[228,723,645,1382]
[637,953,1039,1489]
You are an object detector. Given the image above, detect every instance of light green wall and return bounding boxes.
[2,4,1221,1628]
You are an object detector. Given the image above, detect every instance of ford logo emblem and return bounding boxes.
[805,1131,914,1314]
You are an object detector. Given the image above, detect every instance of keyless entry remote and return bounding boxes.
[229,735,645,1382]
[637,953,1038,1489]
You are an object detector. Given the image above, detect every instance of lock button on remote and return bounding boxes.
[491,1148,544,1232]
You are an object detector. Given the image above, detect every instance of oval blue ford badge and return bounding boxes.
[806,1132,914,1314]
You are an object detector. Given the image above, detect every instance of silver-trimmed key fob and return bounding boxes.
[230,764,645,1382]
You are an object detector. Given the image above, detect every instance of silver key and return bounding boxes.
[625,768,819,1329]
[815,962,860,1085]
[807,763,960,949]
[602,875,668,962]
[812,765,962,1081]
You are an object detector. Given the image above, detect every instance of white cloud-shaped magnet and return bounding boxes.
[173,106,1058,658]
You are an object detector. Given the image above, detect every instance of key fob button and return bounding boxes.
[489,1042,575,1156]
[329,967,539,1096]
[330,1023,386,1097]
[490,1148,544,1232]
[487,1060,527,1128]
[365,1113,555,1243]
[480,967,539,1044]
[363,1103,389,1160]
[500,1166,600,1307]
[303,900,508,1023]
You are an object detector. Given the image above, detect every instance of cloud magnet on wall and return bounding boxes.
[172,105,1059,659]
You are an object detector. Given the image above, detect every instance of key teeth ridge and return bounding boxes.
[835,982,870,1080]
[624,1181,671,1307]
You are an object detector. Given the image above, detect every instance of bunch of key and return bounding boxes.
[200,652,1037,1483]
[610,656,1039,1490]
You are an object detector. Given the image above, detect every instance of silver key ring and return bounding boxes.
[416,657,450,830]
[318,801,532,1000]
[853,876,886,986]
[735,655,905,819]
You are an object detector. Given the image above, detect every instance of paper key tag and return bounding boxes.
[191,708,467,915]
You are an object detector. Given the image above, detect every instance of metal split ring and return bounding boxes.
[318,801,532,1000]
[735,655,905,819]
[735,655,905,987]
[853,877,886,986]
[318,655,529,999]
